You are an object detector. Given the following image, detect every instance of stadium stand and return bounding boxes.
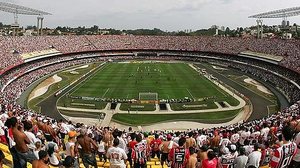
[0,35,299,168]
[0,36,300,73]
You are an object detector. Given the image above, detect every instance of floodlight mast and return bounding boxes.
[256,19,263,39]
[12,13,19,36]
[37,15,44,36]
[0,2,51,36]
[249,7,300,38]
[14,12,18,25]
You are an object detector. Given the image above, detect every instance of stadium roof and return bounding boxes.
[0,2,51,15]
[249,7,300,19]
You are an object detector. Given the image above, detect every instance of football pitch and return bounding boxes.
[69,62,237,104]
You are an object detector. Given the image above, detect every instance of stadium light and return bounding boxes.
[0,2,51,36]
[249,7,300,38]
[249,7,300,19]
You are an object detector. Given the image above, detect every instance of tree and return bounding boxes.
[239,27,244,32]
[175,31,189,36]
[225,27,231,35]
[124,28,166,35]
[90,25,99,32]
[109,29,122,35]
[191,28,215,36]
[55,26,69,32]
[26,25,37,30]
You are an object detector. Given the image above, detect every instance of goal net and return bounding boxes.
[139,92,158,100]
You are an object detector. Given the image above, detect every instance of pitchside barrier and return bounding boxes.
[139,100,159,104]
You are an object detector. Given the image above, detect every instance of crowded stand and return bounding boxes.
[0,35,300,73]
[0,35,299,168]
[0,90,299,168]
[1,52,299,104]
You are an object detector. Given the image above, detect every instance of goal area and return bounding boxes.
[139,92,158,101]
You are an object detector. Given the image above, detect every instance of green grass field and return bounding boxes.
[25,61,280,126]
[70,62,237,104]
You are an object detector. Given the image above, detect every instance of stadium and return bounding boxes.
[1,35,299,129]
[0,2,300,168]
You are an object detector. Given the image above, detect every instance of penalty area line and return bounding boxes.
[102,88,110,98]
[186,88,195,100]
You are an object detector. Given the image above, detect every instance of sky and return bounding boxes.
[1,0,300,31]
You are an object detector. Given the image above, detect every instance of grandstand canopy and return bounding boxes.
[0,2,51,15]
[249,7,300,18]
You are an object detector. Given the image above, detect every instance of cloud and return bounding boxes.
[0,0,299,30]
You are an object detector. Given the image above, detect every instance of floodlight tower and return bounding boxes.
[11,10,20,36]
[0,2,51,36]
[249,7,300,38]
[37,15,45,35]
[256,19,263,39]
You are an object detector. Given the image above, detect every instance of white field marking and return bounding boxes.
[188,64,198,71]
[189,63,228,97]
[182,104,207,108]
[69,64,107,96]
[186,88,195,100]
[102,88,110,98]
[56,63,107,111]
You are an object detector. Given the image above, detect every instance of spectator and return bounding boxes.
[198,145,209,163]
[247,143,262,168]
[187,147,198,168]
[220,147,235,168]
[201,150,218,168]
[45,135,60,166]
[23,120,39,151]
[233,148,248,168]
[63,156,75,168]
[290,121,300,168]
[159,134,173,167]
[106,138,127,168]
[270,126,297,168]
[32,150,49,168]
[259,142,272,167]
[33,141,42,159]
[168,137,190,168]
[186,132,196,149]
[11,117,37,167]
[75,128,98,168]
[150,134,162,159]
[132,134,147,168]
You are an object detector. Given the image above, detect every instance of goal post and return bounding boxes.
[139,92,158,100]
